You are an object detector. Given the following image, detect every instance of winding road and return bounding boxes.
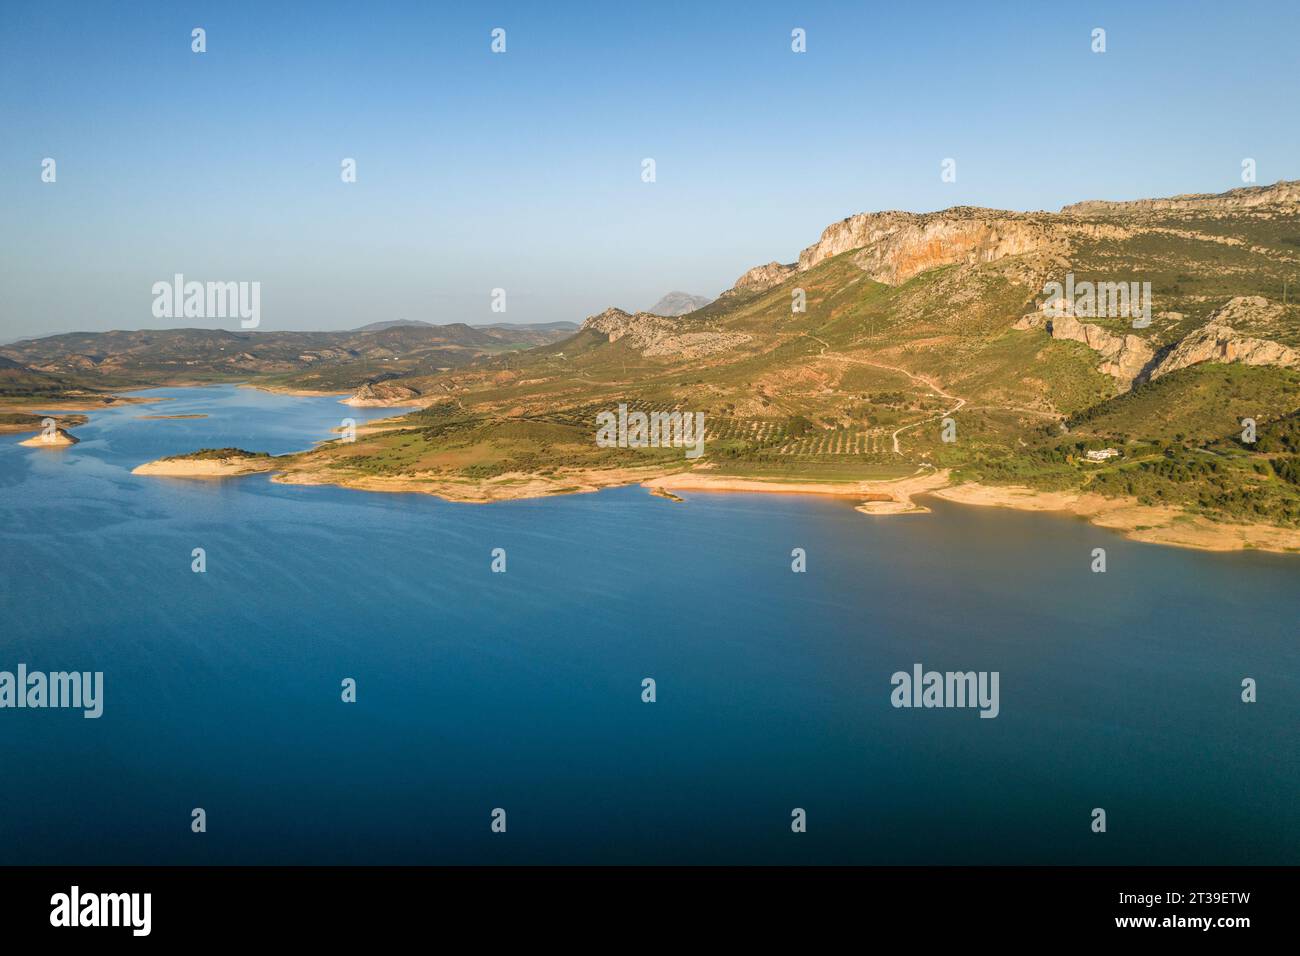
[802,333,967,454]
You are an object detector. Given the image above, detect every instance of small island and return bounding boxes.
[131,448,277,478]
[18,426,80,447]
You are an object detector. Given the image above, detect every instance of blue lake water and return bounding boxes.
[1,384,1297,864]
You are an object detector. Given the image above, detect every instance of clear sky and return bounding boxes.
[2,0,1297,339]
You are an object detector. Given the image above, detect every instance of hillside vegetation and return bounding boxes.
[242,181,1300,528]
[19,181,1300,532]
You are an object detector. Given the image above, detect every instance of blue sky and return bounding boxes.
[2,0,1297,339]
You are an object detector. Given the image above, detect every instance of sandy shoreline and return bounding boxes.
[1,395,158,414]
[127,447,1300,554]
[131,456,277,478]
[272,464,679,503]
[646,469,950,515]
[930,483,1300,553]
[237,383,351,397]
[646,470,1300,552]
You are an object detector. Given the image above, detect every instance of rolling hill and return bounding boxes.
[0,322,574,393]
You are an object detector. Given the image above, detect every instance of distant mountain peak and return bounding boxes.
[353,320,436,332]
[647,291,713,316]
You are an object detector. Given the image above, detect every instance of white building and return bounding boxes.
[1084,448,1119,462]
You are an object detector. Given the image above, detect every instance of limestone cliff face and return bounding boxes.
[725,261,795,296]
[581,307,751,358]
[1144,298,1300,381]
[1061,180,1300,218]
[1045,315,1155,386]
[844,214,1061,285]
[722,181,1299,299]
[726,209,1064,295]
[796,209,1060,282]
[1018,295,1300,388]
[794,213,916,271]
[1147,323,1300,381]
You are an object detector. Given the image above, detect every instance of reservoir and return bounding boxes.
[1,385,1296,864]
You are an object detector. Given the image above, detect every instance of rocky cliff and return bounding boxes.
[1043,315,1156,385]
[1015,295,1300,389]
[1145,297,1300,381]
[1061,180,1300,218]
[581,308,751,358]
[796,208,1062,279]
[723,181,1299,299]
[725,261,796,296]
[726,208,1065,295]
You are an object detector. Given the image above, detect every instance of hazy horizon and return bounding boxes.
[4,0,1298,340]
[0,316,584,345]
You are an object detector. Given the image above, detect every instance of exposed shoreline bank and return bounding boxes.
[646,469,949,515]
[929,483,1300,553]
[128,446,1300,554]
[270,464,681,503]
[237,383,351,398]
[131,456,276,478]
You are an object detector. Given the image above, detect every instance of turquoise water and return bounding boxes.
[1,385,1297,864]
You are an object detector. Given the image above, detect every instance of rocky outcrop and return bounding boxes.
[1018,294,1300,388]
[1062,180,1299,218]
[1199,295,1286,331]
[344,380,422,407]
[1147,325,1300,382]
[1046,315,1156,385]
[582,308,751,358]
[795,213,916,270]
[852,215,1060,285]
[725,261,796,296]
[796,209,1062,284]
[722,182,1300,301]
[1144,296,1299,381]
[19,427,79,447]
[723,209,1064,296]
[582,307,645,340]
